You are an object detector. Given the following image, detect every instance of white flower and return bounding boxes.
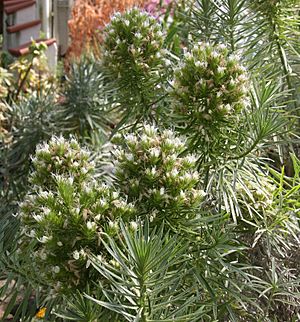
[29,230,36,238]
[126,134,137,144]
[211,50,219,58]
[109,221,118,229]
[192,172,199,181]
[170,169,179,177]
[143,20,150,28]
[193,189,206,199]
[36,143,49,154]
[224,104,232,113]
[238,74,247,82]
[99,198,107,207]
[57,241,63,247]
[144,124,157,136]
[125,153,134,161]
[67,176,74,185]
[73,250,80,260]
[157,30,163,38]
[162,129,174,138]
[160,187,165,195]
[180,191,186,200]
[86,259,91,268]
[130,221,138,231]
[42,207,51,215]
[39,191,50,199]
[184,155,197,165]
[185,52,193,60]
[113,12,121,19]
[86,221,96,230]
[195,61,204,68]
[70,138,78,145]
[33,214,43,222]
[217,66,225,74]
[149,148,160,158]
[112,191,119,199]
[39,235,52,243]
[53,266,60,274]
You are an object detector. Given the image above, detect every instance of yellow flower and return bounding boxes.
[35,307,47,319]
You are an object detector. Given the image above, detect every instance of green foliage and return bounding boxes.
[87,221,206,322]
[0,93,57,203]
[55,55,113,141]
[0,2,300,321]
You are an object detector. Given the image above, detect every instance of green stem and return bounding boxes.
[15,62,33,101]
[228,136,261,160]
[271,19,298,111]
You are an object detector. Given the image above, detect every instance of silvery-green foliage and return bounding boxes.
[170,42,248,159]
[102,8,171,127]
[19,136,136,291]
[112,124,206,224]
[87,221,207,322]
[240,157,300,321]
[55,55,113,141]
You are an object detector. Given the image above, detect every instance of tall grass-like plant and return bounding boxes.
[86,221,206,322]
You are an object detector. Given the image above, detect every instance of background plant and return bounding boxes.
[54,54,113,143]
[67,0,146,61]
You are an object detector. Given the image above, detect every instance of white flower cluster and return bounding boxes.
[171,42,249,145]
[20,136,136,290]
[113,124,206,221]
[31,136,93,189]
[102,8,170,77]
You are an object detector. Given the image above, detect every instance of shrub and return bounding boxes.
[19,136,136,291]
[170,42,248,160]
[112,124,206,224]
[102,8,171,126]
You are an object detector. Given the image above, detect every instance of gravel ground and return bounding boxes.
[0,280,15,320]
